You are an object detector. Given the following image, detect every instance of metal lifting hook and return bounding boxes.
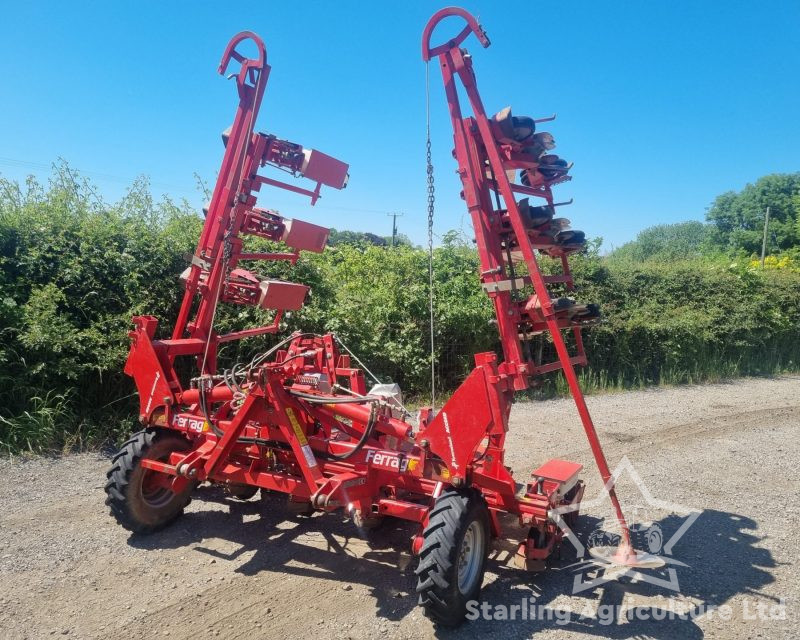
[422,7,490,62]
[218,31,268,87]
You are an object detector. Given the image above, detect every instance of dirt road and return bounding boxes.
[1,376,798,639]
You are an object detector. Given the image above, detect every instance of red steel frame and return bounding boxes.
[420,8,636,557]
[123,14,635,573]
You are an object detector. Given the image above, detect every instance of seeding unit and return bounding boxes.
[105,9,657,626]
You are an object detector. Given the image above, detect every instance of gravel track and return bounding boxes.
[0,376,798,639]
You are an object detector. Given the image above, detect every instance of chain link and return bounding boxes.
[425,62,436,409]
[427,146,435,232]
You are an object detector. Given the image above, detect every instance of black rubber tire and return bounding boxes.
[104,429,194,534]
[415,489,490,627]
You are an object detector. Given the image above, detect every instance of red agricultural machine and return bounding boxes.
[105,8,657,626]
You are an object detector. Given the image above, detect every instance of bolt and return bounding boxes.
[451,477,464,488]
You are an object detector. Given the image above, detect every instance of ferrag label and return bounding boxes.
[172,414,208,433]
[365,449,418,474]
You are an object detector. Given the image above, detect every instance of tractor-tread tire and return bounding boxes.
[415,489,490,627]
[105,429,194,534]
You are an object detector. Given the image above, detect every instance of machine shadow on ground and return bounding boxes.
[127,487,775,638]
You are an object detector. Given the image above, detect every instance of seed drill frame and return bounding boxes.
[114,9,644,623]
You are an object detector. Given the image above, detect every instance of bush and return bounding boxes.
[1,166,799,453]
[608,221,713,263]
[0,165,201,452]
[575,258,800,389]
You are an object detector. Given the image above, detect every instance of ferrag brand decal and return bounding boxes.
[441,411,459,469]
[365,449,415,473]
[172,414,208,433]
[144,371,161,414]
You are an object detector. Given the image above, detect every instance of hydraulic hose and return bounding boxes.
[236,402,378,461]
[199,385,226,438]
[287,390,382,405]
[326,402,377,460]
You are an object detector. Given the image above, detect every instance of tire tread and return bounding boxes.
[104,429,192,534]
[415,489,489,627]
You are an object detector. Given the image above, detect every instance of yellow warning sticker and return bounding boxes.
[285,408,308,446]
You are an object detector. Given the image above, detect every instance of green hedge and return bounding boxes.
[571,257,800,389]
[1,169,798,453]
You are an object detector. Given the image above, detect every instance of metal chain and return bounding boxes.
[425,62,436,410]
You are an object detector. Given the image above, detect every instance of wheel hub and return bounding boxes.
[457,521,484,593]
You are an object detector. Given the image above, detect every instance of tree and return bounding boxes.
[327,228,387,247]
[609,221,711,262]
[706,173,800,254]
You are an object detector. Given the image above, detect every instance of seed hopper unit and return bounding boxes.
[105,10,659,627]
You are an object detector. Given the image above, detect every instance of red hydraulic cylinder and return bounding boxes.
[179,386,235,405]
[314,402,412,441]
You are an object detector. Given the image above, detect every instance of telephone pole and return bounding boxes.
[387,212,404,247]
[760,206,771,268]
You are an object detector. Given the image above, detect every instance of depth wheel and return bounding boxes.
[104,429,195,534]
[415,489,490,627]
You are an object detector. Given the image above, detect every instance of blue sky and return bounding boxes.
[0,1,797,250]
